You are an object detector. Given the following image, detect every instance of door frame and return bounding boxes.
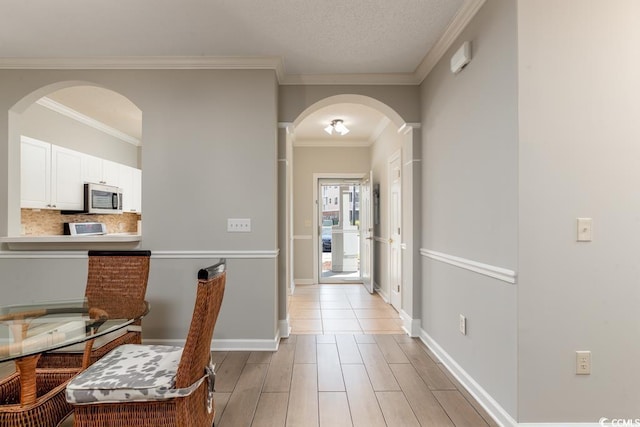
[388,150,402,311]
[312,173,367,285]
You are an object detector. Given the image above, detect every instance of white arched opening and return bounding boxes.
[283,93,420,336]
[7,82,142,237]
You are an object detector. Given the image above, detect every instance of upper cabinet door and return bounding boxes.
[82,154,103,185]
[21,136,51,209]
[102,160,121,186]
[50,145,84,210]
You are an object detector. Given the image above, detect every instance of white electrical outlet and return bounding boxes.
[459,314,467,335]
[227,218,251,232]
[576,351,591,375]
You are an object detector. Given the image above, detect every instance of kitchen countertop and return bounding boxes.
[0,233,142,250]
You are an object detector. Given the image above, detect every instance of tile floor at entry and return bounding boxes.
[289,284,404,334]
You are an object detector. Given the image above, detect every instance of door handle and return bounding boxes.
[366,237,373,240]
[389,238,393,244]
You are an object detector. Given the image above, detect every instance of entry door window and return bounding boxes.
[319,181,361,282]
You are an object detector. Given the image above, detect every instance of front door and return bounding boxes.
[360,171,374,293]
[318,179,361,283]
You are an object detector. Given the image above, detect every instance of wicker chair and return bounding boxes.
[38,250,151,369]
[66,259,226,427]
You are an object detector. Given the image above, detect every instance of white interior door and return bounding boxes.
[389,154,402,310]
[360,171,374,293]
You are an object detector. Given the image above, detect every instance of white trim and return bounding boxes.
[404,159,422,167]
[152,250,279,259]
[278,316,291,339]
[37,97,140,146]
[280,72,419,86]
[0,251,87,259]
[0,249,279,259]
[399,310,421,337]
[414,0,487,83]
[519,425,600,427]
[420,329,517,427]
[293,235,312,240]
[145,337,280,352]
[294,279,314,285]
[376,285,389,303]
[0,56,285,82]
[278,122,293,129]
[420,249,517,284]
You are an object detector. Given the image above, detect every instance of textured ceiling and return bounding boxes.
[0,0,465,76]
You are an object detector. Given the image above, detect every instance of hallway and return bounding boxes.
[289,284,404,335]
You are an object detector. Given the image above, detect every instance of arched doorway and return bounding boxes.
[7,82,142,237]
[282,94,420,336]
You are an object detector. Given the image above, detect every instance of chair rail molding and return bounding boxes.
[420,249,516,284]
[0,249,279,259]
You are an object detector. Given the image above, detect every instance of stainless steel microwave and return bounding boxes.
[84,183,123,214]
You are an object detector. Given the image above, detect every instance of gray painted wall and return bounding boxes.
[420,0,518,418]
[518,0,640,421]
[0,69,279,345]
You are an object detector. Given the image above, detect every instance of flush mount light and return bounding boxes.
[324,119,350,136]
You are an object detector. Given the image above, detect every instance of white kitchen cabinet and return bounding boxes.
[21,137,51,209]
[119,164,142,213]
[21,136,84,210]
[82,155,120,187]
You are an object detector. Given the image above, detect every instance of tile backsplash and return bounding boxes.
[21,209,141,236]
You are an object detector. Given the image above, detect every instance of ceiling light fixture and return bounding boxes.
[324,119,350,136]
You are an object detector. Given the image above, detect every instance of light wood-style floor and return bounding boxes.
[2,284,498,427]
[210,333,498,427]
[289,284,405,334]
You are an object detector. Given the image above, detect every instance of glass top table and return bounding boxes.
[0,299,142,405]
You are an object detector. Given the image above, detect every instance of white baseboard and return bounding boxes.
[294,279,314,285]
[279,316,291,339]
[519,424,601,427]
[375,282,389,302]
[419,329,518,427]
[399,310,420,337]
[146,337,280,352]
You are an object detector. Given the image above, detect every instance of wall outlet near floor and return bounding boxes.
[227,218,251,232]
[459,314,467,335]
[576,350,591,375]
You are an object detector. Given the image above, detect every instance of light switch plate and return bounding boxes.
[459,314,467,335]
[227,218,251,232]
[577,218,592,242]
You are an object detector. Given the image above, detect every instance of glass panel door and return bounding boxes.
[319,180,361,283]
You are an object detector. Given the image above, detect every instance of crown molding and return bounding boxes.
[414,0,486,83]
[0,55,285,79]
[37,97,141,146]
[279,72,419,86]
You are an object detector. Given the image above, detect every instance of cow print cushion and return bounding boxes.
[66,344,197,404]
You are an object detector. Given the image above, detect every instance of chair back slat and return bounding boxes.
[175,259,226,389]
[85,250,151,320]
